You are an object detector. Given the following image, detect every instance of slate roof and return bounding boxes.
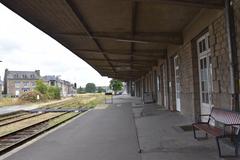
[5,70,40,80]
[42,75,59,81]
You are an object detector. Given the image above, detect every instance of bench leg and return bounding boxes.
[193,125,197,139]
[235,143,238,157]
[235,138,239,157]
[192,125,208,140]
[216,137,222,157]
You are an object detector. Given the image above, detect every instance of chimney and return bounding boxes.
[35,70,40,77]
[74,83,77,89]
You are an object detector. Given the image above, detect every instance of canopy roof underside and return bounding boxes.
[0,0,224,80]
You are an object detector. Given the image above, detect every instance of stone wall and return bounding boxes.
[209,14,232,109]
[178,43,195,117]
[166,12,232,119]
[135,7,237,119]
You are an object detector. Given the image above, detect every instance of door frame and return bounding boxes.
[197,32,213,118]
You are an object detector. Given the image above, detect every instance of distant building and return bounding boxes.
[4,69,41,97]
[42,75,77,97]
[42,75,60,87]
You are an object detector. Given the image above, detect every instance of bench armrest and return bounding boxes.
[198,114,211,123]
[199,114,211,117]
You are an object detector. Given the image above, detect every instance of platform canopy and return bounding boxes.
[0,0,224,80]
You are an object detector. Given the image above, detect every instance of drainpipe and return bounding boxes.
[225,0,239,111]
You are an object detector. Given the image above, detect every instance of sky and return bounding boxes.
[0,3,111,87]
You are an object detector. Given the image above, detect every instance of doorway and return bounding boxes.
[197,33,213,119]
[174,55,181,111]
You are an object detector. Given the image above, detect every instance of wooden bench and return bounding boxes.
[192,107,240,157]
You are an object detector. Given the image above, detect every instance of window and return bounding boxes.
[22,74,27,79]
[157,76,160,91]
[22,88,29,92]
[14,74,19,78]
[31,82,35,86]
[23,82,29,87]
[15,81,20,88]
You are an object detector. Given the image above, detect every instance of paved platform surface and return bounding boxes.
[1,95,239,160]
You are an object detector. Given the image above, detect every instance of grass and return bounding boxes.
[41,93,105,109]
[47,112,79,127]
[0,93,106,109]
[0,98,26,107]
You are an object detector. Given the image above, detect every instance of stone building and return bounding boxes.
[4,69,41,97]
[127,0,240,121]
[42,75,77,97]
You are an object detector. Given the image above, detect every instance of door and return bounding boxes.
[162,65,167,107]
[159,65,167,107]
[174,55,181,111]
[197,33,213,120]
[153,70,158,102]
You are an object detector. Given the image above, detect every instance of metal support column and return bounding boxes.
[225,0,239,111]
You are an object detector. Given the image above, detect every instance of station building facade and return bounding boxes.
[128,0,240,120]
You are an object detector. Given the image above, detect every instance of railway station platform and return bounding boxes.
[1,95,238,160]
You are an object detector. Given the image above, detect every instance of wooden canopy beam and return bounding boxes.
[65,0,116,73]
[133,0,225,9]
[54,32,183,45]
[86,58,157,63]
[74,49,167,56]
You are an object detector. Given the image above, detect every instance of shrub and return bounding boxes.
[47,86,61,100]
[35,80,48,94]
[19,90,46,102]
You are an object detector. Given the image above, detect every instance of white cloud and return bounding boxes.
[0,3,111,87]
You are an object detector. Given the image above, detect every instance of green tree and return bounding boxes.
[97,87,105,93]
[85,83,96,93]
[109,79,123,94]
[47,86,61,99]
[35,80,48,94]
[77,86,85,94]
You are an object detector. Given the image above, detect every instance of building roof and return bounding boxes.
[5,70,41,80]
[42,75,59,81]
[0,0,224,80]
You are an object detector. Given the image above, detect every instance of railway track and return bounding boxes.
[0,111,83,155]
[0,112,44,127]
[0,111,28,122]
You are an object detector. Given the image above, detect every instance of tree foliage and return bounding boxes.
[47,86,61,99]
[34,80,60,100]
[77,86,85,94]
[85,83,96,93]
[109,79,123,94]
[35,80,48,94]
[97,87,105,93]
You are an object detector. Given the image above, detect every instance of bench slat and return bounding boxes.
[193,123,223,137]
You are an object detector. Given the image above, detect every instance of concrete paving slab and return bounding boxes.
[133,101,239,160]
